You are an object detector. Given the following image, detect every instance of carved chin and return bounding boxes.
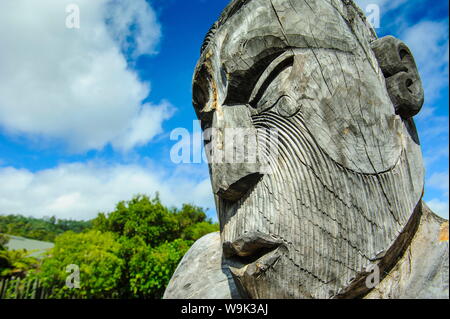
[221,231,288,298]
[229,249,294,299]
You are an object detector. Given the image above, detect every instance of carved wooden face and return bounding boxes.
[193,0,424,299]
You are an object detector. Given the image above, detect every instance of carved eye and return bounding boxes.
[249,51,296,116]
[274,95,298,118]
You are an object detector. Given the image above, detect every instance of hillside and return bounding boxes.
[0,215,92,242]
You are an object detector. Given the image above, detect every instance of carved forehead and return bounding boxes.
[193,0,378,120]
[202,0,373,50]
[200,0,375,60]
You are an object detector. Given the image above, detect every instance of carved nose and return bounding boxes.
[208,104,265,202]
[216,172,263,202]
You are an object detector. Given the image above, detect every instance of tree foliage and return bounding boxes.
[34,194,219,299]
[0,233,9,250]
[0,215,91,242]
[93,195,180,247]
[40,230,124,299]
[0,249,39,278]
[129,239,192,299]
[0,233,41,279]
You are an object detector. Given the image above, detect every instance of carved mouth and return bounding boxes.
[223,232,288,295]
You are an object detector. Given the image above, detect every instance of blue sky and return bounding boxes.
[0,0,448,221]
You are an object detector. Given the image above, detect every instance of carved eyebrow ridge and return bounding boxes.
[249,52,295,108]
[222,50,286,106]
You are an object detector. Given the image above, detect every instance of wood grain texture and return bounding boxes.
[163,232,242,299]
[164,202,448,299]
[177,0,439,299]
[364,203,449,299]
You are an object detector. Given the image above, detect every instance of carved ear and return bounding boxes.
[370,36,424,119]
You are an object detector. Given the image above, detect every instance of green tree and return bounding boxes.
[129,239,192,299]
[40,230,124,299]
[0,214,91,242]
[93,195,180,247]
[0,233,9,250]
[0,233,40,278]
[29,194,219,299]
[0,249,39,278]
[183,221,219,241]
[90,195,219,298]
[175,203,208,229]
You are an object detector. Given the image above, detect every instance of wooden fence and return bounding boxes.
[0,276,53,299]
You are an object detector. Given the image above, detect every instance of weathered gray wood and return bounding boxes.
[164,202,448,299]
[165,0,447,299]
[365,203,449,299]
[163,232,241,299]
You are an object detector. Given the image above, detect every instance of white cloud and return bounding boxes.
[355,1,449,106]
[396,18,449,221]
[0,0,169,152]
[401,20,449,103]
[423,144,449,168]
[112,101,174,152]
[427,171,450,196]
[0,162,215,220]
[354,0,407,13]
[426,199,449,220]
[425,171,449,219]
[105,0,161,59]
